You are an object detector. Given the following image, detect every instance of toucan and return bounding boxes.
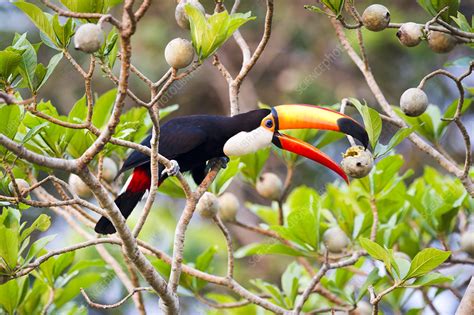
[94,105,369,234]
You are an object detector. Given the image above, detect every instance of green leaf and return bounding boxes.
[321,278,355,304]
[350,98,382,148]
[441,98,471,126]
[357,268,381,301]
[320,0,345,15]
[33,63,47,89]
[251,279,287,307]
[394,105,443,142]
[35,53,63,91]
[159,104,179,119]
[287,186,319,215]
[0,104,22,140]
[313,130,344,149]
[54,272,103,307]
[304,5,328,15]
[19,214,51,243]
[186,5,255,61]
[281,262,302,308]
[386,127,413,150]
[404,248,450,279]
[359,237,397,276]
[23,234,56,266]
[410,273,453,287]
[0,47,23,81]
[52,15,75,48]
[68,258,105,274]
[12,34,38,91]
[210,158,244,195]
[0,226,19,270]
[14,2,58,47]
[270,187,320,250]
[21,100,69,157]
[417,0,459,22]
[451,12,473,32]
[192,246,217,291]
[394,256,411,280]
[104,106,152,157]
[287,208,318,249]
[234,243,304,258]
[0,279,20,314]
[195,246,217,272]
[374,127,414,158]
[52,251,75,278]
[158,175,187,199]
[239,148,270,184]
[21,122,49,145]
[60,0,111,14]
[246,202,279,226]
[92,88,117,128]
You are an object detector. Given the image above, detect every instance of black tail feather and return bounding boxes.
[94,191,145,234]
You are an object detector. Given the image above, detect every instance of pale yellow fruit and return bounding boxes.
[350,301,372,315]
[74,23,103,53]
[396,23,423,47]
[362,4,390,32]
[197,192,219,218]
[164,38,195,69]
[428,31,457,53]
[102,157,118,183]
[256,172,283,200]
[68,174,92,199]
[323,227,350,253]
[218,192,239,222]
[400,88,428,117]
[341,146,374,178]
[175,0,206,29]
[460,232,474,256]
[8,179,30,196]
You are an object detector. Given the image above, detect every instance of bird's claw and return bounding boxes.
[208,156,229,170]
[162,160,180,177]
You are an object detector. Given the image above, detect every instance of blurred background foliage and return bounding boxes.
[0,0,473,314]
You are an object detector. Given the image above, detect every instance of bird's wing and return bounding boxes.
[118,124,208,174]
[159,123,209,159]
[118,135,152,174]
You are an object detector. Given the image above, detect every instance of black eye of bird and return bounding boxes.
[265,119,273,128]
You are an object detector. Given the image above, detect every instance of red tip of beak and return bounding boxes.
[273,133,349,184]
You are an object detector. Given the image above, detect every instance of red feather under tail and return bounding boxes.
[94,166,159,234]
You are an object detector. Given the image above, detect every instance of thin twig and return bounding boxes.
[196,294,251,308]
[327,12,474,196]
[369,197,378,241]
[212,215,235,278]
[229,0,274,115]
[167,161,225,292]
[81,287,152,309]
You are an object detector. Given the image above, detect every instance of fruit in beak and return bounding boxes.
[267,104,369,183]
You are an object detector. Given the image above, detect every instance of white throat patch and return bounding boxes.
[223,126,273,156]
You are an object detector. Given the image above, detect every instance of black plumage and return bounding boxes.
[95,109,270,234]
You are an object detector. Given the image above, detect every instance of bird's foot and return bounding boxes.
[162,160,180,177]
[208,156,229,170]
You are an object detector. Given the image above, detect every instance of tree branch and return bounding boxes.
[81,287,152,309]
[328,13,474,196]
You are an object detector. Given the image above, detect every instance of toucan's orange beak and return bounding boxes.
[267,104,369,183]
[273,133,349,183]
